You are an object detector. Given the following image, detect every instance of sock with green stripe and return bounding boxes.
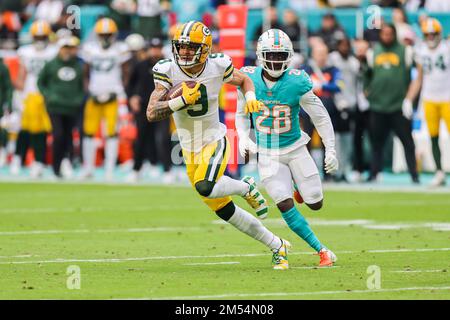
[208,175,249,198]
[281,206,322,252]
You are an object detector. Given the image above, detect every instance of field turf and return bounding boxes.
[0,182,449,299]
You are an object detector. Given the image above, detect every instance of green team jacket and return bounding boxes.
[0,59,13,117]
[38,56,85,116]
[364,42,411,113]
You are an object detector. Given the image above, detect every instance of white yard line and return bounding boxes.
[290,266,341,270]
[390,269,447,273]
[122,286,450,300]
[0,227,201,236]
[183,262,241,266]
[0,247,448,265]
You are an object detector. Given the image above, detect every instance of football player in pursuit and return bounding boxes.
[236,29,338,266]
[405,18,450,187]
[147,21,291,270]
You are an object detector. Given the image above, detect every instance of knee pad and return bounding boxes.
[195,180,216,197]
[215,201,236,221]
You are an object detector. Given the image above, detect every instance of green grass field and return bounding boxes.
[0,182,449,300]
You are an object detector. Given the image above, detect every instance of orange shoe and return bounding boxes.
[316,248,337,267]
[293,184,304,204]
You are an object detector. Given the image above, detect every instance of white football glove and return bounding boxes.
[402,99,413,120]
[238,136,257,158]
[324,149,339,175]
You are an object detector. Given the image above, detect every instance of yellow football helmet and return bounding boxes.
[172,21,212,67]
[421,18,442,48]
[94,18,118,48]
[30,20,51,38]
[30,20,51,50]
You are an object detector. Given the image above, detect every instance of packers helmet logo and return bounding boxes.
[202,26,211,37]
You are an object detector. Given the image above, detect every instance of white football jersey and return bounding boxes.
[17,44,58,95]
[153,53,234,152]
[415,40,450,102]
[80,41,131,98]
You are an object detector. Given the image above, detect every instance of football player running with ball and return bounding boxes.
[147,21,290,270]
[236,29,338,267]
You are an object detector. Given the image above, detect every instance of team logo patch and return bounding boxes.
[57,67,76,81]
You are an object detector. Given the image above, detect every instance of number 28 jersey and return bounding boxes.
[240,66,312,153]
[153,53,234,152]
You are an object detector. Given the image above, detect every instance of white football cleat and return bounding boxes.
[10,155,21,175]
[125,170,139,183]
[430,170,446,187]
[29,162,44,179]
[60,158,73,179]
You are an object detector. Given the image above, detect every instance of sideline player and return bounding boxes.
[147,21,290,270]
[11,20,57,178]
[79,18,131,180]
[405,18,450,187]
[236,29,338,266]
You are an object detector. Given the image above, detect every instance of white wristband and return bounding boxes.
[168,96,186,112]
[245,91,256,102]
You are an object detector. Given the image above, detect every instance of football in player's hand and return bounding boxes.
[164,81,198,101]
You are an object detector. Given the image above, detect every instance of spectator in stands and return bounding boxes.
[372,0,402,7]
[281,9,302,53]
[126,38,174,183]
[107,0,136,40]
[0,58,13,167]
[35,0,64,26]
[253,6,283,43]
[301,42,344,180]
[392,7,416,45]
[329,37,360,182]
[125,33,147,70]
[352,39,371,182]
[364,23,419,183]
[283,0,319,12]
[425,0,450,12]
[328,0,362,7]
[135,0,167,40]
[170,0,213,24]
[38,36,84,178]
[314,13,346,52]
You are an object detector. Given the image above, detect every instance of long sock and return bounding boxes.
[281,206,322,252]
[431,137,442,171]
[104,137,118,174]
[31,132,47,164]
[82,136,96,173]
[208,175,249,198]
[228,205,282,250]
[15,130,30,162]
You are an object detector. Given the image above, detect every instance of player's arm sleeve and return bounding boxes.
[300,90,335,151]
[152,61,172,90]
[235,89,251,138]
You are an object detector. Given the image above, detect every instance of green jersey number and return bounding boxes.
[187,84,208,117]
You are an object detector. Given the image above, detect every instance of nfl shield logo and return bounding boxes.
[267,91,272,96]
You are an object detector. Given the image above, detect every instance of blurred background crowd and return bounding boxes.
[0,0,449,186]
